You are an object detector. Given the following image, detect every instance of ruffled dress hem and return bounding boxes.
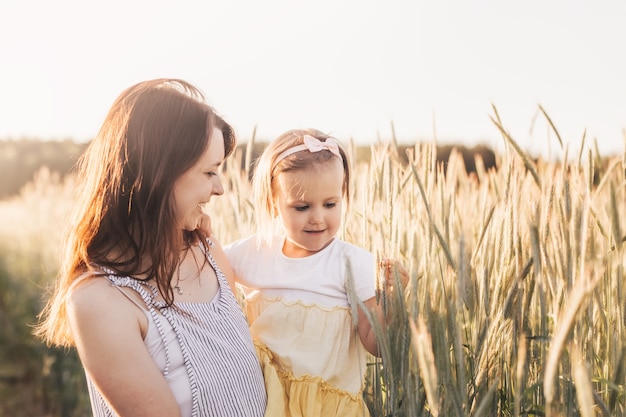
[256,340,370,417]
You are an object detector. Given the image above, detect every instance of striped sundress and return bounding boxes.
[85,239,267,417]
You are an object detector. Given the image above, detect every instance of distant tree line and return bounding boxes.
[0,138,499,200]
[0,139,87,199]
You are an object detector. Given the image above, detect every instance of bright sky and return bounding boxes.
[1,0,624,158]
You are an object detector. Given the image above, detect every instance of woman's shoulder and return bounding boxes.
[67,273,128,316]
[67,271,149,336]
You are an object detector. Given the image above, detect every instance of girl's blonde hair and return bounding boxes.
[252,128,351,242]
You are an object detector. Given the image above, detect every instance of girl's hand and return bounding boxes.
[381,259,409,290]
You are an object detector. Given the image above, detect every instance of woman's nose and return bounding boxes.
[212,176,224,196]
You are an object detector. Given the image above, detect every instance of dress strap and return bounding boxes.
[110,285,147,312]
[199,238,222,283]
[99,266,175,379]
[196,238,240,311]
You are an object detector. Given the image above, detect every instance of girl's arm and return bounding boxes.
[67,278,182,417]
[356,259,409,357]
[357,297,383,356]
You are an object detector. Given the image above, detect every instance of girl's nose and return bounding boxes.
[309,208,323,224]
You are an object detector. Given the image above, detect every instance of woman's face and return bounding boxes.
[173,127,225,232]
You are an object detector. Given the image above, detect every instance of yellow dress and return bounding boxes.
[248,295,371,417]
[224,235,377,417]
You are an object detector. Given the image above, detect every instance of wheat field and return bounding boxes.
[0,125,624,416]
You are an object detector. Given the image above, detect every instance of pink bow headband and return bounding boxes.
[274,135,343,165]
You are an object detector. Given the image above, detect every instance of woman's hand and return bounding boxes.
[197,212,213,237]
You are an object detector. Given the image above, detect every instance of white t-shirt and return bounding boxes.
[224,235,376,307]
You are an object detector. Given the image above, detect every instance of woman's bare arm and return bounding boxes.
[67,278,182,417]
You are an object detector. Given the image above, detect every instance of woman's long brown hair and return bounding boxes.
[34,78,236,347]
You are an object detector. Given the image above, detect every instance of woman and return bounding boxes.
[34,78,266,417]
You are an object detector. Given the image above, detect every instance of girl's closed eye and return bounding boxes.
[324,202,337,209]
[294,205,309,212]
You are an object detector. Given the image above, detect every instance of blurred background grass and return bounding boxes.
[0,125,624,416]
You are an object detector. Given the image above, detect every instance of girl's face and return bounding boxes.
[173,127,225,232]
[275,158,344,258]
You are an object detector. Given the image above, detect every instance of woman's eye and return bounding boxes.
[205,172,217,177]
